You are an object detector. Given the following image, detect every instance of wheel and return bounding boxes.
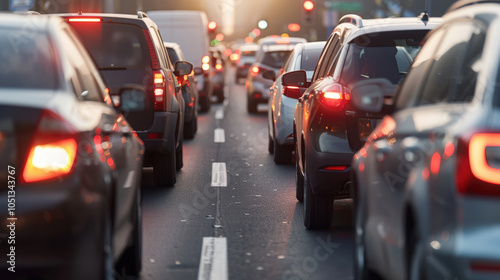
[273,134,292,164]
[268,134,274,154]
[153,152,176,186]
[408,230,426,280]
[116,187,142,277]
[247,97,257,113]
[98,204,113,280]
[176,141,183,171]
[199,96,210,113]
[184,117,196,140]
[295,143,304,202]
[216,91,225,103]
[353,183,380,280]
[303,168,333,230]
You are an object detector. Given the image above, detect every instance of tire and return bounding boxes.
[303,169,334,230]
[353,182,380,280]
[176,141,183,171]
[184,117,196,140]
[216,91,225,103]
[99,206,113,280]
[199,96,210,113]
[247,97,257,113]
[408,231,426,280]
[116,188,142,277]
[273,136,292,164]
[295,143,304,202]
[268,135,274,154]
[153,152,176,186]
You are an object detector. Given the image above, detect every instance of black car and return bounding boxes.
[0,14,144,279]
[60,12,191,186]
[165,42,199,139]
[291,14,441,229]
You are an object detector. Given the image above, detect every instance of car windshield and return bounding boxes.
[69,22,149,69]
[260,50,292,69]
[0,28,58,89]
[340,30,429,85]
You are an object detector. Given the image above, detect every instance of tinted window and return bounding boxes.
[167,48,180,63]
[242,51,256,57]
[0,28,57,89]
[340,30,429,86]
[301,48,322,71]
[418,22,472,105]
[314,34,339,80]
[69,22,148,69]
[261,51,292,68]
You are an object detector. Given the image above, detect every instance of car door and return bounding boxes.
[62,28,142,253]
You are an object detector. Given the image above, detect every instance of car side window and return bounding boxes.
[451,21,487,103]
[317,35,340,79]
[281,48,294,72]
[149,27,169,69]
[395,27,446,110]
[418,21,472,106]
[61,29,104,102]
[312,34,339,81]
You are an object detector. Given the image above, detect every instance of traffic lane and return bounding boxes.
[220,80,354,279]
[139,111,220,280]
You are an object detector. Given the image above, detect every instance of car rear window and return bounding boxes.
[301,48,322,71]
[241,50,256,57]
[68,22,149,69]
[0,28,58,89]
[260,50,292,69]
[167,48,180,63]
[340,30,429,86]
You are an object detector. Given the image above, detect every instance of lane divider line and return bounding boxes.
[197,237,228,280]
[214,128,225,143]
[211,162,227,187]
[215,109,224,120]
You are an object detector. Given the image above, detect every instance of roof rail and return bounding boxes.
[137,11,148,19]
[446,0,500,13]
[338,14,363,28]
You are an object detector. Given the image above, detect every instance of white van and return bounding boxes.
[148,10,214,112]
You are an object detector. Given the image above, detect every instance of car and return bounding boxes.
[165,42,199,139]
[0,13,144,279]
[267,41,325,164]
[209,46,226,103]
[235,43,259,83]
[254,36,307,61]
[246,43,296,113]
[148,10,214,112]
[59,12,191,186]
[289,14,441,229]
[351,1,500,279]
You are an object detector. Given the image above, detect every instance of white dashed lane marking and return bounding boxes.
[197,237,228,280]
[211,162,227,187]
[214,128,225,143]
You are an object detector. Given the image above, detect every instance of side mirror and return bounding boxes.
[174,61,193,76]
[193,67,204,75]
[282,70,307,87]
[118,84,146,113]
[348,78,396,113]
[262,70,276,81]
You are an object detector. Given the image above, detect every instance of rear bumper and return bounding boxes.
[137,111,177,155]
[0,172,108,279]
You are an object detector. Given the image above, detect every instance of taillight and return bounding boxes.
[23,110,78,183]
[251,66,265,76]
[202,55,210,72]
[143,29,160,70]
[68,18,101,22]
[215,63,223,71]
[318,83,350,110]
[153,70,166,111]
[456,132,500,196]
[282,86,302,99]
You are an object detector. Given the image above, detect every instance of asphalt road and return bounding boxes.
[138,67,354,280]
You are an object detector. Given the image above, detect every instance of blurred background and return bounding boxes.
[1,0,457,41]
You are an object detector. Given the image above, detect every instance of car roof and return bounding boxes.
[0,12,56,30]
[302,41,327,51]
[262,44,296,52]
[56,12,154,26]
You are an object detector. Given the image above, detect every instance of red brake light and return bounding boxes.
[319,83,349,110]
[23,110,78,183]
[456,132,500,196]
[215,63,223,71]
[282,86,302,99]
[143,29,160,70]
[153,70,166,111]
[68,18,101,22]
[322,166,348,171]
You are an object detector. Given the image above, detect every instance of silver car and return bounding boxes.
[351,1,500,279]
[267,42,325,164]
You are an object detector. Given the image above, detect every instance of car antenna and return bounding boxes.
[419,0,430,23]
